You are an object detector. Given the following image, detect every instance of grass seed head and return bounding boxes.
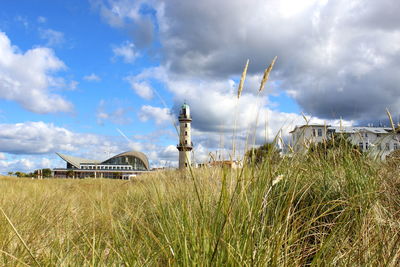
[259,56,277,92]
[237,59,249,99]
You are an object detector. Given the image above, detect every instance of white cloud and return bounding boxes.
[0,31,73,113]
[0,153,6,160]
[139,105,174,125]
[0,121,102,154]
[0,158,35,173]
[96,0,400,121]
[39,28,65,47]
[112,41,138,63]
[126,78,153,99]
[0,156,60,174]
[129,65,353,158]
[83,73,101,82]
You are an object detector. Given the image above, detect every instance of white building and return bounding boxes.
[290,124,400,158]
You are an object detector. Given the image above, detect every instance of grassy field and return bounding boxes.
[1,147,399,266]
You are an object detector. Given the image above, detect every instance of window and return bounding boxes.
[185,123,188,127]
[312,129,316,137]
[185,131,187,136]
[386,143,390,150]
[365,142,369,150]
[365,133,368,138]
[359,142,363,150]
[185,140,188,145]
[318,129,322,137]
[394,143,398,150]
[185,163,188,167]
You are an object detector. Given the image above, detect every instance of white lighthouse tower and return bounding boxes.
[177,103,192,169]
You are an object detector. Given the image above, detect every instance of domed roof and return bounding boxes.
[56,151,150,170]
[101,151,150,170]
[181,103,190,109]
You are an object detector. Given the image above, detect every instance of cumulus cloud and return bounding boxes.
[95,0,400,122]
[0,155,63,174]
[126,65,353,158]
[0,121,103,154]
[83,73,101,82]
[0,158,35,173]
[138,105,174,125]
[0,31,73,113]
[125,78,153,99]
[92,0,155,47]
[112,41,138,63]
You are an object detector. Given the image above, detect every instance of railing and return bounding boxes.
[177,142,194,147]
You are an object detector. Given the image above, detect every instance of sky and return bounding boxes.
[0,0,399,173]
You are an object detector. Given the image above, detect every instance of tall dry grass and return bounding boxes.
[1,149,399,266]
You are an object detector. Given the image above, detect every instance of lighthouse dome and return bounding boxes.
[179,102,191,120]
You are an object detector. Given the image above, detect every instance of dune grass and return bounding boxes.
[1,58,399,265]
[1,147,399,266]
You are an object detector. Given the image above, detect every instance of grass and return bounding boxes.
[1,148,399,266]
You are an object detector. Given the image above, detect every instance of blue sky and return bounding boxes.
[0,0,399,173]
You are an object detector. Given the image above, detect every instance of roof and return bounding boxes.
[181,103,190,109]
[329,126,389,134]
[328,126,356,133]
[56,153,101,168]
[289,124,329,133]
[290,124,392,135]
[102,151,150,170]
[56,151,150,170]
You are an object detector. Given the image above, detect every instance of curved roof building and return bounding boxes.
[54,151,150,179]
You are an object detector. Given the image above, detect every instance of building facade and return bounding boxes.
[53,151,150,178]
[177,103,193,169]
[290,124,400,158]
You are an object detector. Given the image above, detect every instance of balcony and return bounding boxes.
[177,142,193,151]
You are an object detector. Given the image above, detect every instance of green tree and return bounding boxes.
[308,133,360,158]
[14,171,26,178]
[42,168,52,177]
[245,143,281,164]
[7,171,13,176]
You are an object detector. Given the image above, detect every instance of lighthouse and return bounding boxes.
[177,103,192,169]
